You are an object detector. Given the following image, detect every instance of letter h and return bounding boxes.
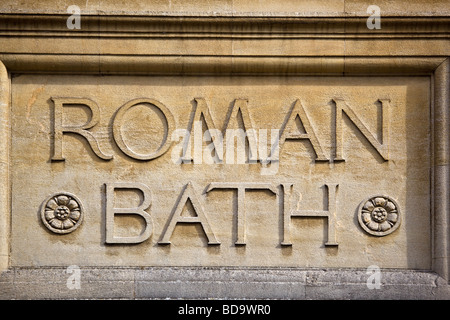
[281,183,338,247]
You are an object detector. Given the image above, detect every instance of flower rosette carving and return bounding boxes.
[41,192,84,234]
[357,195,401,236]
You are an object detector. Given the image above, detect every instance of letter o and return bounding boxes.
[113,98,175,160]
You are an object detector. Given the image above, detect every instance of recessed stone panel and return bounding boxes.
[10,74,431,268]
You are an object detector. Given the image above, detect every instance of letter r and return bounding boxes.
[51,97,113,161]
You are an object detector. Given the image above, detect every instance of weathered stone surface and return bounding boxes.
[0,267,448,299]
[9,75,431,269]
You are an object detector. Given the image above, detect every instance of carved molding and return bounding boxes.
[0,61,9,271]
[0,14,447,75]
[0,15,448,36]
[0,56,445,76]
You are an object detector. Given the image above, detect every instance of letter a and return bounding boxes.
[275,100,328,162]
[159,182,220,245]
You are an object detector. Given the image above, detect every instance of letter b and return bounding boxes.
[105,183,153,244]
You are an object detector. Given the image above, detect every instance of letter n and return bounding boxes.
[333,98,390,161]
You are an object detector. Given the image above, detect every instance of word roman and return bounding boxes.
[51,97,391,165]
[105,181,339,246]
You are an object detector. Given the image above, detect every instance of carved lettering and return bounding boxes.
[274,99,328,162]
[46,181,346,246]
[222,99,258,163]
[51,97,113,161]
[206,182,278,245]
[105,182,153,244]
[50,97,391,164]
[281,183,339,246]
[159,182,220,245]
[333,98,390,161]
[181,98,223,163]
[182,98,259,163]
[112,98,175,160]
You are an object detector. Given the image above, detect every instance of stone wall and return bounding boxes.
[0,0,449,299]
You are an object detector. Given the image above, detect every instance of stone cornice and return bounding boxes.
[0,14,448,74]
[0,14,449,37]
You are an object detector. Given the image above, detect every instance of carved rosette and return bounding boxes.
[41,192,84,234]
[357,195,401,236]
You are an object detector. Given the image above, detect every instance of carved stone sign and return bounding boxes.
[10,75,431,268]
